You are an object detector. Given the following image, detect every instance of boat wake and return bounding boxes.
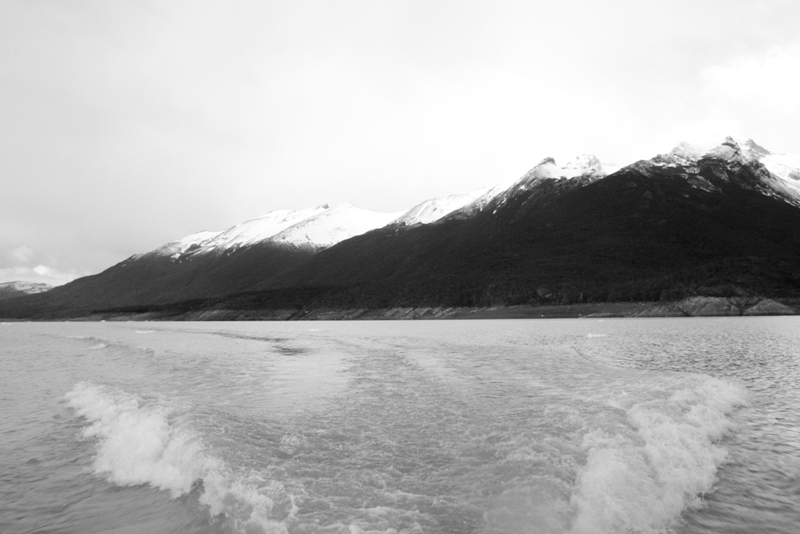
[65,382,288,533]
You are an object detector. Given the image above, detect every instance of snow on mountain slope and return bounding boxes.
[667,141,712,163]
[149,230,223,260]
[145,203,401,261]
[390,155,613,227]
[0,281,52,293]
[660,137,770,166]
[143,205,329,260]
[652,136,800,205]
[391,181,514,226]
[195,205,330,253]
[762,153,800,181]
[0,281,52,299]
[707,137,770,162]
[136,136,798,266]
[439,154,616,218]
[489,154,612,204]
[761,153,800,205]
[519,154,612,181]
[392,192,485,226]
[271,203,404,248]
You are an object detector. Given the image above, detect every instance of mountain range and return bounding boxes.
[0,281,52,301]
[2,136,800,319]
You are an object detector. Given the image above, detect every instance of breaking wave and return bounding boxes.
[65,382,289,533]
[64,371,748,534]
[568,375,748,534]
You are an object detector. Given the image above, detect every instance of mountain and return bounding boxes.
[143,203,396,261]
[2,136,799,319]
[0,281,52,301]
[652,137,800,206]
[392,180,514,226]
[208,137,800,310]
[244,139,798,308]
[3,204,401,316]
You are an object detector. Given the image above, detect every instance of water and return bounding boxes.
[1,318,798,534]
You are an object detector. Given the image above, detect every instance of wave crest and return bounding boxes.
[66,382,214,497]
[65,382,286,533]
[569,376,747,534]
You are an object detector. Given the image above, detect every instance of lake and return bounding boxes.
[1,318,798,533]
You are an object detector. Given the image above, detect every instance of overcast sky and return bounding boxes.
[2,0,800,286]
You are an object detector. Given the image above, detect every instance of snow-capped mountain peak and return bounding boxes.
[647,136,800,206]
[146,205,332,260]
[0,281,53,299]
[271,203,404,249]
[666,141,713,164]
[199,205,331,253]
[392,192,484,226]
[662,136,770,165]
[706,136,771,162]
[734,137,771,159]
[391,178,518,227]
[761,152,800,205]
[135,136,799,266]
[520,154,609,181]
[150,230,222,260]
[146,203,404,261]
[564,154,603,171]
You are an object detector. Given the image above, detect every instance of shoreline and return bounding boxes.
[18,296,795,322]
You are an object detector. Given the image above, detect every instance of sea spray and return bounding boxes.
[65,382,288,533]
[65,382,214,497]
[568,375,748,534]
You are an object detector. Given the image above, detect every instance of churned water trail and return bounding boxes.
[2,318,798,533]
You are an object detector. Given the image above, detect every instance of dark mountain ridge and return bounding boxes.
[255,154,800,308]
[2,137,800,319]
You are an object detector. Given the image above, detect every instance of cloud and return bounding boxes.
[9,245,35,263]
[0,265,85,287]
[701,42,800,115]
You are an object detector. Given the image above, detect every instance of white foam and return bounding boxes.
[65,382,288,533]
[66,382,212,497]
[569,376,747,534]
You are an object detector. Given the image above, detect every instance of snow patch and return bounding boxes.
[392,193,482,226]
[144,203,402,260]
[521,154,609,181]
[132,135,798,266]
[647,136,800,204]
[154,231,223,260]
[197,205,330,253]
[761,153,800,204]
[762,153,800,182]
[271,203,403,248]
[392,179,515,226]
[0,280,53,294]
